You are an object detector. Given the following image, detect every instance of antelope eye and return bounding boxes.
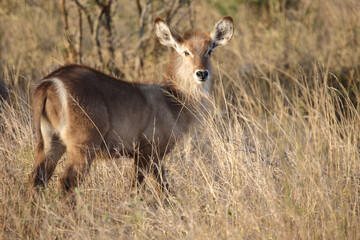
[184,51,190,56]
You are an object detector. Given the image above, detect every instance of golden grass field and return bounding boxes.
[1,0,360,239]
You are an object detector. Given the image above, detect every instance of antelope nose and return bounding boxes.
[195,70,209,81]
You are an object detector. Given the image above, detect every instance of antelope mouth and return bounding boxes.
[195,78,208,84]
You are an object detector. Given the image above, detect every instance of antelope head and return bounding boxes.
[155,16,234,94]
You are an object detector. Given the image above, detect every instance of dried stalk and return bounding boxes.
[165,0,180,24]
[77,4,83,63]
[72,0,102,63]
[136,0,142,17]
[135,0,152,76]
[59,0,76,62]
[73,0,94,34]
[101,0,115,62]
[188,0,194,29]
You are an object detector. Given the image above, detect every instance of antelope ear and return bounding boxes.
[210,16,234,49]
[155,18,183,51]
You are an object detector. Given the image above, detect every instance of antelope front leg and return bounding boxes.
[132,155,150,191]
[153,165,170,193]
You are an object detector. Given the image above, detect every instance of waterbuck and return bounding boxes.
[29,16,234,197]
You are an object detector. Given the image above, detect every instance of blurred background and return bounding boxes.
[1,0,359,106]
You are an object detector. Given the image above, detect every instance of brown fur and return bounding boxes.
[29,17,234,198]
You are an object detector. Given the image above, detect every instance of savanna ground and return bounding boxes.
[1,0,360,239]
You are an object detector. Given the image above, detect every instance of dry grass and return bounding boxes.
[1,0,360,239]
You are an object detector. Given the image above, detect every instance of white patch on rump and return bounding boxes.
[37,78,68,152]
[39,78,68,135]
[51,78,68,136]
[40,116,54,153]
